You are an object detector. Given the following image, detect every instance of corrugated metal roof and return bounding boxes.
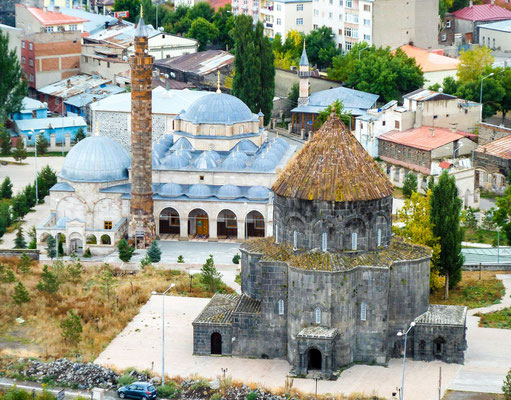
[50,7,118,35]
[416,305,467,326]
[398,46,460,73]
[479,18,511,32]
[15,116,86,131]
[38,74,111,99]
[404,88,457,102]
[193,293,239,325]
[64,84,125,108]
[475,135,511,159]
[22,5,88,26]
[50,182,75,192]
[379,126,469,151]
[21,97,46,112]
[453,4,511,21]
[155,50,233,76]
[379,155,431,175]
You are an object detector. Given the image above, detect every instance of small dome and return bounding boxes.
[205,149,221,161]
[233,139,258,153]
[222,151,248,170]
[56,216,70,228]
[259,148,280,164]
[247,186,270,200]
[251,154,276,171]
[216,184,242,199]
[188,183,212,198]
[152,153,161,168]
[193,151,218,169]
[162,134,173,147]
[171,137,194,151]
[159,183,184,198]
[161,150,190,169]
[154,142,169,159]
[61,136,130,182]
[272,137,289,149]
[181,93,257,125]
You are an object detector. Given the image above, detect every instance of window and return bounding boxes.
[69,24,78,31]
[239,125,244,134]
[442,34,447,42]
[360,301,367,321]
[296,18,303,25]
[104,221,113,230]
[395,120,400,129]
[363,4,370,11]
[315,307,321,324]
[293,231,297,249]
[329,0,333,4]
[446,20,451,28]
[22,56,26,64]
[345,41,353,51]
[339,13,343,19]
[296,3,303,10]
[29,58,33,66]
[276,4,281,10]
[351,232,357,250]
[363,18,370,26]
[55,98,60,105]
[314,9,319,15]
[377,229,382,247]
[322,232,327,251]
[29,74,34,82]
[46,26,54,33]
[345,13,358,23]
[21,41,25,49]
[493,38,496,49]
[199,175,205,181]
[226,215,236,228]
[29,43,33,50]
[328,12,332,18]
[345,0,352,7]
[364,34,371,41]
[278,299,284,315]
[277,18,282,25]
[339,0,343,5]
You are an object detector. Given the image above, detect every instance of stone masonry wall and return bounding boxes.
[378,141,431,171]
[414,324,466,363]
[478,122,511,146]
[192,324,233,355]
[474,149,511,177]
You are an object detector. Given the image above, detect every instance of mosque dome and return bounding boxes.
[61,136,130,182]
[216,184,242,199]
[162,134,173,147]
[159,183,184,198]
[188,183,212,198]
[232,139,259,153]
[247,186,270,200]
[161,150,191,169]
[154,142,169,159]
[181,93,257,125]
[152,153,161,168]
[222,151,248,170]
[193,151,218,169]
[252,154,276,172]
[171,137,194,151]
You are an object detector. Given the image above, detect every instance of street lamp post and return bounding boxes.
[396,320,416,400]
[29,129,45,205]
[497,226,501,264]
[152,283,175,386]
[479,72,494,120]
[358,46,370,60]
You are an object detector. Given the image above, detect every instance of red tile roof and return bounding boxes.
[453,4,511,21]
[475,135,511,159]
[379,126,469,151]
[439,160,453,169]
[207,0,231,11]
[398,45,459,72]
[21,5,89,26]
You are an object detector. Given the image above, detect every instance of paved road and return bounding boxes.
[448,274,511,394]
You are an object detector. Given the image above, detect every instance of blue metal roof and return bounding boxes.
[221,153,247,170]
[171,137,194,151]
[60,136,130,182]
[188,183,213,198]
[159,182,184,198]
[216,184,242,199]
[16,116,86,132]
[479,19,511,33]
[251,155,276,171]
[247,186,270,200]
[56,217,71,228]
[64,85,125,108]
[50,182,75,192]
[162,150,191,169]
[299,46,309,66]
[232,139,259,153]
[154,142,170,159]
[162,134,174,147]
[181,92,258,125]
[52,7,118,35]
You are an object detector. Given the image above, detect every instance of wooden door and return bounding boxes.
[196,214,209,236]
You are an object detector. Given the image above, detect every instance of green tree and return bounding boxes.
[147,240,162,263]
[188,2,215,21]
[118,238,135,262]
[200,254,222,292]
[36,265,60,294]
[75,127,86,142]
[232,15,261,117]
[0,124,11,156]
[11,193,29,220]
[1,267,16,283]
[60,310,82,344]
[23,183,36,209]
[430,170,464,299]
[66,261,83,283]
[0,203,12,238]
[402,173,418,198]
[113,0,140,22]
[314,100,351,129]
[12,281,31,305]
[327,44,424,102]
[504,367,511,400]
[46,235,57,260]
[255,21,275,126]
[288,82,299,106]
[0,177,13,199]
[38,165,58,200]
[18,252,31,274]
[12,139,27,163]
[14,227,27,249]
[28,226,37,249]
[457,46,494,83]
[100,266,117,298]
[497,67,511,122]
[304,26,338,69]
[187,17,219,51]
[0,31,28,121]
[36,135,49,155]
[212,4,234,49]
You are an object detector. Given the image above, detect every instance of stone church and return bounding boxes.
[193,113,467,378]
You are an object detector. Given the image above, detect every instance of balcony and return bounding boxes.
[232,1,239,6]
[260,6,273,13]
[241,3,248,9]
[252,5,258,11]
[265,22,273,28]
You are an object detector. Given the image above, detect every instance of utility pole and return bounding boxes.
[438,366,442,400]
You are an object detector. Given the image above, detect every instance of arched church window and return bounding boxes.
[275,225,279,243]
[239,125,244,134]
[360,301,367,321]
[321,232,327,252]
[351,232,358,250]
[315,307,321,324]
[278,299,284,315]
[209,126,215,135]
[293,231,297,249]
[377,229,382,247]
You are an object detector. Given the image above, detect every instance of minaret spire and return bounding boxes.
[216,70,221,93]
[298,41,310,106]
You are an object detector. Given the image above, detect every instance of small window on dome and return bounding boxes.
[209,126,215,135]
[278,299,284,315]
[199,175,205,182]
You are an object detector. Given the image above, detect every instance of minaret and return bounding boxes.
[128,7,155,246]
[298,42,310,106]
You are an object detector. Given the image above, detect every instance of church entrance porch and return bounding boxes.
[307,348,322,372]
[188,209,209,240]
[159,207,180,240]
[296,327,338,379]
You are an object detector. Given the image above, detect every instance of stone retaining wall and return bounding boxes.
[0,249,39,260]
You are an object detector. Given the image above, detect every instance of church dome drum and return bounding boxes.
[60,136,130,182]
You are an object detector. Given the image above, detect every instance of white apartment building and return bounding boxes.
[232,0,312,38]
[311,0,437,52]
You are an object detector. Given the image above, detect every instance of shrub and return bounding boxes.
[140,254,151,270]
[46,235,57,259]
[66,261,83,283]
[232,254,240,264]
[28,226,37,249]
[147,240,162,263]
[37,387,57,400]
[18,252,31,274]
[1,267,16,283]
[117,374,137,387]
[118,238,135,262]
[60,310,83,345]
[402,173,418,198]
[36,265,60,294]
[0,176,13,199]
[157,382,179,398]
[246,391,258,400]
[13,139,27,163]
[75,127,86,143]
[200,254,222,292]
[503,367,511,400]
[3,386,32,400]
[177,255,184,263]
[12,281,30,305]
[11,192,29,220]
[83,247,92,258]
[14,227,27,249]
[36,135,49,155]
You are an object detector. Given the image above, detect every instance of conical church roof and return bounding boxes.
[272,113,393,202]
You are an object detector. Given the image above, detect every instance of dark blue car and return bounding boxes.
[117,382,157,400]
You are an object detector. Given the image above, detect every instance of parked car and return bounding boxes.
[117,382,157,400]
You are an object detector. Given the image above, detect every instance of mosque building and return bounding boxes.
[35,14,296,255]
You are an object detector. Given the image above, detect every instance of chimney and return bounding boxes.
[43,6,47,12]
[491,0,495,4]
[66,79,71,88]
[430,128,435,137]
[54,5,60,13]
[450,123,458,133]
[469,0,473,7]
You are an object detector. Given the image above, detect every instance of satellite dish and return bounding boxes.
[170,72,176,78]
[164,74,169,79]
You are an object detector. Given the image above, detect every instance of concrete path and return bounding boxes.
[448,274,511,394]
[95,296,460,400]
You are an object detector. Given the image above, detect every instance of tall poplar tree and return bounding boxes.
[0,31,27,120]
[430,171,464,299]
[254,21,275,126]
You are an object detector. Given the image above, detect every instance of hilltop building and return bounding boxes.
[193,112,467,378]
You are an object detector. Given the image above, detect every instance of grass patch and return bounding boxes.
[430,271,508,309]
[0,257,233,361]
[476,307,511,329]
[464,228,499,245]
[393,187,405,199]
[479,188,504,200]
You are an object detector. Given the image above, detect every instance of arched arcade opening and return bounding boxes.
[307,348,322,372]
[189,209,209,239]
[246,210,265,238]
[159,207,180,238]
[217,209,237,239]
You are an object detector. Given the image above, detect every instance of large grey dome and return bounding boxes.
[61,136,130,182]
[181,93,257,125]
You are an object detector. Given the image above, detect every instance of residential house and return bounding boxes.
[11,97,48,120]
[64,83,124,122]
[153,50,234,92]
[398,45,460,88]
[260,0,312,39]
[474,135,511,193]
[478,19,511,51]
[378,126,479,207]
[452,1,511,44]
[354,89,481,157]
[16,115,87,147]
[439,13,456,45]
[37,74,115,114]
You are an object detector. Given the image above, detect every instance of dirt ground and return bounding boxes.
[443,391,504,400]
